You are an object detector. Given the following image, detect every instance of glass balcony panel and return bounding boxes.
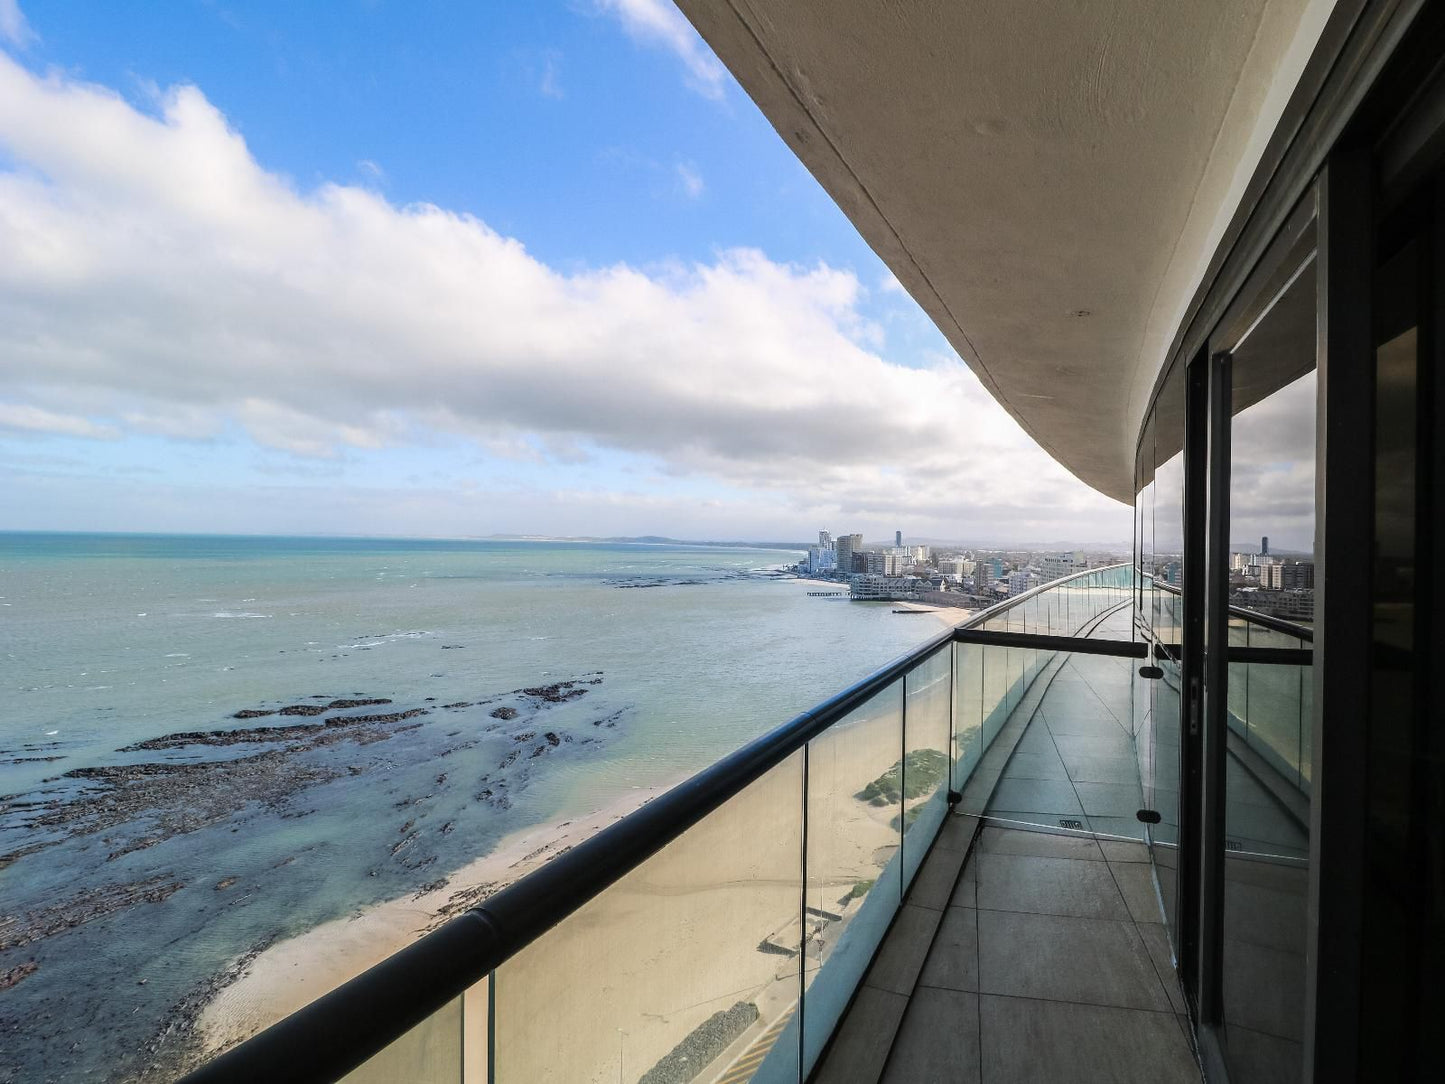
[902,648,952,888]
[801,684,904,1075]
[340,995,463,1084]
[1152,657,1182,848]
[1299,670,1313,792]
[953,641,984,790]
[1004,645,1022,716]
[463,977,489,1084]
[493,752,805,1084]
[1245,659,1308,789]
[981,644,1009,749]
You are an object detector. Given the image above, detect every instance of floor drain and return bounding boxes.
[1059,819,1084,830]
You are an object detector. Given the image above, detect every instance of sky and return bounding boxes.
[0,0,1132,545]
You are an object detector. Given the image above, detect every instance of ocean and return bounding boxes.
[0,533,950,1082]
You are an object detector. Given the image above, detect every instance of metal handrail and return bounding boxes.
[182,563,1131,1083]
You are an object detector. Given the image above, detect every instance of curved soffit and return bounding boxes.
[678,0,1332,503]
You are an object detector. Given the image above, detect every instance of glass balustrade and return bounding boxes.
[186,565,1146,1084]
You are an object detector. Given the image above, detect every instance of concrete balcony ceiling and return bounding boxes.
[677,0,1331,502]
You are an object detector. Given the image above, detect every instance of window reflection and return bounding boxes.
[1219,256,1315,1081]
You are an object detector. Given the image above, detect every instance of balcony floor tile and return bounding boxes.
[882,988,980,1084]
[917,906,979,992]
[976,909,1170,1011]
[973,852,1131,920]
[979,995,1199,1083]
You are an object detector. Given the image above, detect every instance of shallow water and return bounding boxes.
[0,533,945,1081]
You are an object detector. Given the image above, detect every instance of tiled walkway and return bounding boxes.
[812,604,1200,1082]
[813,819,1198,1083]
[985,608,1145,840]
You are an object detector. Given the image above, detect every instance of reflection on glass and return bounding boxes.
[494,753,804,1084]
[801,686,902,1074]
[953,641,983,791]
[902,648,952,887]
[1220,259,1315,1081]
[340,995,463,1084]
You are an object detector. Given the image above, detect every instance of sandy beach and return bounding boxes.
[199,781,678,1057]
[196,704,933,1083]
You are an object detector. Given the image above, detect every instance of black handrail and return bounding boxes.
[182,564,1132,1084]
[956,628,1147,658]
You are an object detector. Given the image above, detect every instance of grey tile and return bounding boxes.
[812,985,908,1084]
[1086,814,1148,840]
[973,853,1130,920]
[917,906,978,992]
[1042,707,1124,736]
[957,768,1000,815]
[908,845,965,910]
[1110,860,1164,924]
[999,750,1070,780]
[1075,781,1144,818]
[933,812,981,855]
[986,777,1084,817]
[1054,732,1136,769]
[1010,725,1056,755]
[1138,922,1187,1014]
[980,995,1199,1084]
[977,825,1103,861]
[977,910,1169,1011]
[949,861,976,909]
[1065,755,1143,784]
[864,904,942,995]
[1100,839,1150,863]
[882,988,980,1084]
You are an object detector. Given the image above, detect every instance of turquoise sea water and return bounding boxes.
[0,533,946,1082]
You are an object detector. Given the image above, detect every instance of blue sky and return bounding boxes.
[0,0,1127,544]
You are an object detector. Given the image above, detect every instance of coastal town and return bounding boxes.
[798,529,1315,623]
[793,529,1125,607]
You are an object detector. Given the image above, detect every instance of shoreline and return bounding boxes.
[198,779,680,1055]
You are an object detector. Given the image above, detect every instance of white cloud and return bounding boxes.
[0,55,1125,542]
[675,161,703,198]
[357,158,385,184]
[593,0,726,100]
[539,51,564,99]
[0,402,118,439]
[0,0,34,49]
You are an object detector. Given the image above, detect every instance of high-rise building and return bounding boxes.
[1261,535,1270,555]
[895,530,903,548]
[833,533,862,576]
[1265,561,1314,590]
[818,530,832,547]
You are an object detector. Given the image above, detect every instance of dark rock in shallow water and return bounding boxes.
[1,960,39,991]
[0,875,184,953]
[520,680,593,704]
[490,706,519,720]
[277,704,329,717]
[232,709,275,720]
